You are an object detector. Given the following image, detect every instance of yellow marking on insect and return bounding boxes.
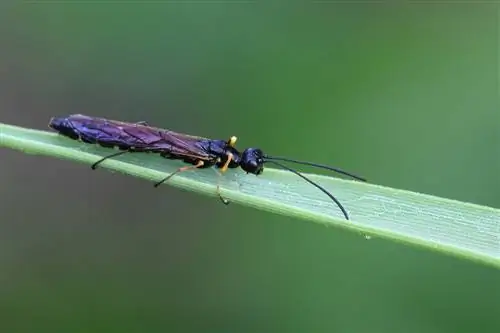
[227,136,237,147]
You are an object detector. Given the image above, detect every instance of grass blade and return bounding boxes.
[1,122,499,268]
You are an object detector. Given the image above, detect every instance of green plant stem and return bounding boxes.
[1,122,499,268]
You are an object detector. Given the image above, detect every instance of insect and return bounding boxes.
[49,114,366,220]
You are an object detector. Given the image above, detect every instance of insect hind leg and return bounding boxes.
[91,150,129,170]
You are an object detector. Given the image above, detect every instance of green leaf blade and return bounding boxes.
[1,122,499,268]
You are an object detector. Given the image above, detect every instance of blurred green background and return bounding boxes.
[1,2,499,332]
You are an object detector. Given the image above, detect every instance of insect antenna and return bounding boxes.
[264,160,350,220]
[264,155,366,182]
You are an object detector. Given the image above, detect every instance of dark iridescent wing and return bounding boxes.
[63,115,159,148]
[105,119,215,159]
[58,114,215,160]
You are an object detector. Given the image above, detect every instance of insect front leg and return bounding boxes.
[212,167,230,205]
[220,152,233,173]
[213,152,234,205]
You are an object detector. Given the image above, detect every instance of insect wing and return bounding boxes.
[105,118,214,160]
[155,131,213,160]
[103,119,166,146]
[62,116,148,148]
[54,114,215,160]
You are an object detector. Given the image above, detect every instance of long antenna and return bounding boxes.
[264,160,349,220]
[264,155,366,182]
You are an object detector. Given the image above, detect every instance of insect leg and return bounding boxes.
[213,170,230,205]
[220,152,233,172]
[213,152,234,205]
[91,150,129,170]
[154,160,205,187]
